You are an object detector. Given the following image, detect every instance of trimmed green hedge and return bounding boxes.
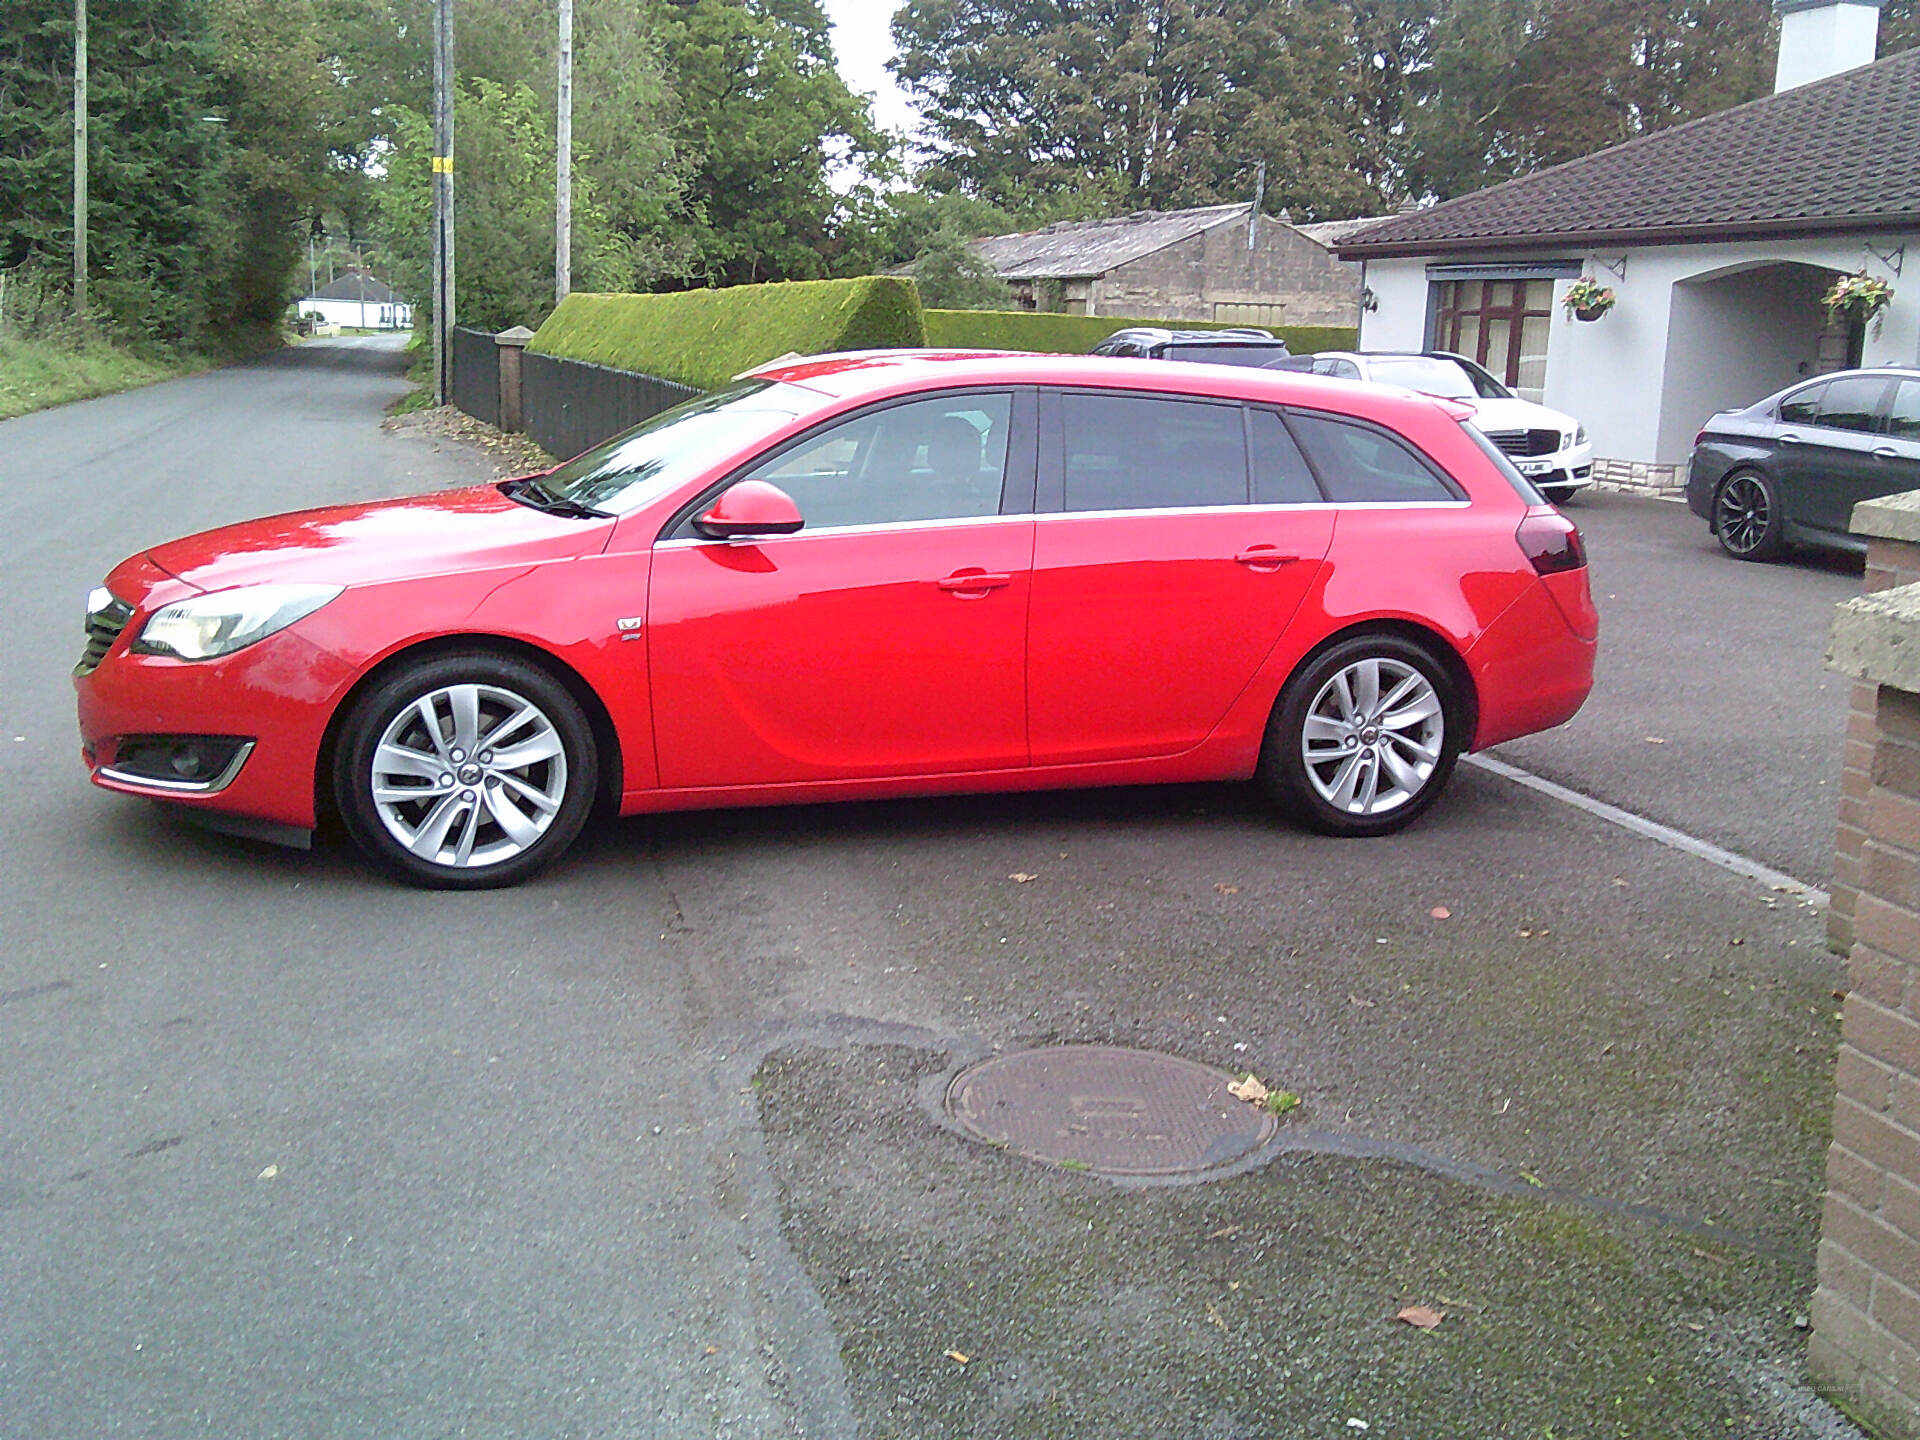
[528,278,928,391]
[923,309,1357,356]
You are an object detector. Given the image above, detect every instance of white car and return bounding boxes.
[1269,351,1594,503]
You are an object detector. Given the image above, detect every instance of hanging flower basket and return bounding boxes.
[1562,276,1616,322]
[1824,271,1894,326]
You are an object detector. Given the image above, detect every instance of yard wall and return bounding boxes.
[1814,490,1920,1437]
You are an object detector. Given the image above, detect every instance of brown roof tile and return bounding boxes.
[1337,46,1920,257]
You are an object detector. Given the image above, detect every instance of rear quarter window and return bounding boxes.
[1287,413,1461,503]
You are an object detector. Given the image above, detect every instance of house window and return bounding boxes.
[1213,302,1287,326]
[1432,279,1552,403]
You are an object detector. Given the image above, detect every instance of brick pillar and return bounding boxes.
[1814,549,1920,1436]
[1832,496,1920,956]
[495,324,535,434]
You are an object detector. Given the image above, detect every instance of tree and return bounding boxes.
[907,229,1008,308]
[649,0,889,286]
[890,0,1389,221]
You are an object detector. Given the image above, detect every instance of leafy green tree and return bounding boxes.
[650,0,889,285]
[907,229,1009,309]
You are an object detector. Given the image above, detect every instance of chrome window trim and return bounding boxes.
[98,740,256,795]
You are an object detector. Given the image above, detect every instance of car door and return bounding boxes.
[1025,390,1335,765]
[1872,378,1920,506]
[646,390,1036,788]
[1777,374,1897,537]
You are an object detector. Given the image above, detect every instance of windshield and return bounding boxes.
[539,380,807,513]
[1367,356,1484,401]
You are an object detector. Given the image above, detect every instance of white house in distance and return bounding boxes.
[1336,0,1919,495]
[296,271,412,331]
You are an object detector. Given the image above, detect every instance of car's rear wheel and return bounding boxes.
[334,651,597,889]
[1714,469,1785,561]
[1257,635,1462,837]
[1541,485,1577,505]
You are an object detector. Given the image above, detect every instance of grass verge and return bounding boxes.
[0,329,282,422]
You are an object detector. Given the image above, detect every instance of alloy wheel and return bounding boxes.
[369,682,568,869]
[1299,657,1444,817]
[1716,474,1772,556]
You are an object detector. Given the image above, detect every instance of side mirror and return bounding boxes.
[693,480,804,541]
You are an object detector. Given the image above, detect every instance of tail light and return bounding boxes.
[1516,508,1586,575]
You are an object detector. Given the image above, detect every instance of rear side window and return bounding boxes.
[1288,413,1458,503]
[1248,409,1323,504]
[1780,383,1825,425]
[1890,380,1920,441]
[1818,376,1891,434]
[1161,343,1289,367]
[1060,394,1247,510]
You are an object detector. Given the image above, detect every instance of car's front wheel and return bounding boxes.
[334,651,598,889]
[1714,469,1785,561]
[1257,635,1463,838]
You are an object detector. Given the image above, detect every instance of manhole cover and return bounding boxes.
[946,1045,1276,1177]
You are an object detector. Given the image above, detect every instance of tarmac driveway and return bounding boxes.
[0,348,1866,1438]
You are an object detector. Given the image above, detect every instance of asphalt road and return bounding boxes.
[0,343,1863,1437]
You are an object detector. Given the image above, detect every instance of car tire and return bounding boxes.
[1541,485,1576,506]
[1713,469,1785,562]
[1257,634,1463,838]
[334,651,598,889]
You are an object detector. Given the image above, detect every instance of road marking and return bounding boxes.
[1465,752,1829,909]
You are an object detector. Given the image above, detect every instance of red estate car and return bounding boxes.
[75,351,1597,889]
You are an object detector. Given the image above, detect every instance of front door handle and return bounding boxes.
[1778,432,1802,445]
[1875,446,1901,460]
[1234,547,1299,571]
[937,570,1013,594]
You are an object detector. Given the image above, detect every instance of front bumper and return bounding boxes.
[1511,441,1595,492]
[76,618,356,833]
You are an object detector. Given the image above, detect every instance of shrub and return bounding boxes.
[528,278,928,390]
[922,309,1357,355]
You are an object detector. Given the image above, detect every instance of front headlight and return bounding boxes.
[130,583,343,661]
[1574,425,1589,447]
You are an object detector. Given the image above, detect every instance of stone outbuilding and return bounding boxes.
[969,202,1381,327]
[1336,0,1918,496]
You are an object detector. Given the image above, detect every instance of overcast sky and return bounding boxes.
[822,0,919,140]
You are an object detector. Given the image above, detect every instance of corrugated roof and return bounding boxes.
[309,271,402,303]
[971,203,1251,279]
[1337,46,1920,257]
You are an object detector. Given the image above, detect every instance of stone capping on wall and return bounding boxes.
[1813,489,1920,1438]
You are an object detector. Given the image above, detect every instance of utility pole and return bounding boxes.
[431,0,456,405]
[73,0,87,322]
[555,0,572,306]
[1247,159,1265,250]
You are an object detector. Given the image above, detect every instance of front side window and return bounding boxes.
[1817,376,1892,434]
[742,393,1013,529]
[1288,413,1457,503]
[1060,394,1247,511]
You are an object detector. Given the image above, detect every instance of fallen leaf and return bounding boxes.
[1008,873,1036,884]
[1214,883,1241,895]
[704,1344,719,1355]
[257,1164,279,1180]
[945,1349,970,1366]
[1683,1322,1704,1333]
[1227,1074,1269,1106]
[1516,927,1534,938]
[1208,1224,1242,1239]
[1729,937,1745,947]
[1346,1421,1371,1432]
[1347,993,1376,1009]
[1644,736,1667,744]
[1429,906,1451,919]
[1206,1303,1228,1331]
[1396,1305,1445,1330]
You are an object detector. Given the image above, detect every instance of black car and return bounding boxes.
[1089,326,1292,367]
[1687,367,1920,560]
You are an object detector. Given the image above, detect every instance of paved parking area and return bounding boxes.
[0,348,1867,1437]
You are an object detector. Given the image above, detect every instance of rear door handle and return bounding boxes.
[1778,432,1802,445]
[1875,446,1901,460]
[938,570,1012,593]
[1234,547,1299,570]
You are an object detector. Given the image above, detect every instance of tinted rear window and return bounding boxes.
[1780,383,1825,425]
[1160,343,1290,367]
[1288,413,1458,503]
[1061,394,1247,510]
[1818,376,1890,434]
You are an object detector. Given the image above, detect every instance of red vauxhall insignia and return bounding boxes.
[75,351,1597,888]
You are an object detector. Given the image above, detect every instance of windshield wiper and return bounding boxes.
[499,476,611,520]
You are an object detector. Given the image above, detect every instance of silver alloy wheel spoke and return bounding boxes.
[371,681,568,869]
[1301,656,1444,817]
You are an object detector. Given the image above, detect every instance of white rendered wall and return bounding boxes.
[1776,0,1884,91]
